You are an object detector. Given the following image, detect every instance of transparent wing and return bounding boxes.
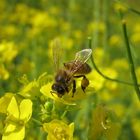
[52,38,62,72]
[74,49,92,63]
[68,49,92,75]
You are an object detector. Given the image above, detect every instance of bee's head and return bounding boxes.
[51,83,65,97]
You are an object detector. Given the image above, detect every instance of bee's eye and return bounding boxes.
[52,84,65,94]
[52,84,57,90]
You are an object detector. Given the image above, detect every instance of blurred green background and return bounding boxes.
[0,0,140,140]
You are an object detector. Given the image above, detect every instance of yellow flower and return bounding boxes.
[87,70,105,91]
[2,25,19,37]
[73,30,83,39]
[60,21,71,32]
[18,73,47,99]
[93,48,104,65]
[30,11,57,28]
[40,83,76,105]
[60,36,74,50]
[101,91,112,101]
[43,119,74,140]
[112,58,129,70]
[133,23,140,33]
[103,68,118,79]
[0,64,9,80]
[0,93,14,114]
[0,41,18,62]
[89,105,121,140]
[131,118,140,140]
[88,21,106,33]
[2,96,32,140]
[113,3,128,12]
[109,104,125,117]
[109,35,121,47]
[131,33,140,44]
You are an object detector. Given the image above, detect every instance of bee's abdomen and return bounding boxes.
[76,63,91,74]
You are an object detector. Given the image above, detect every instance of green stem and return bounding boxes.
[121,19,140,100]
[88,37,140,87]
[128,8,140,16]
[32,118,42,127]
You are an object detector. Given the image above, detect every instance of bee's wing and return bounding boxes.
[74,49,92,63]
[52,38,62,72]
[69,49,92,75]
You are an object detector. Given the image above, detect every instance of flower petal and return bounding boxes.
[19,99,32,122]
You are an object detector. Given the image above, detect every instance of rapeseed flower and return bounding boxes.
[87,21,106,33]
[0,95,32,140]
[131,32,140,44]
[113,3,128,12]
[43,119,74,140]
[30,12,57,28]
[109,34,122,47]
[0,41,18,62]
[0,64,9,80]
[89,105,120,140]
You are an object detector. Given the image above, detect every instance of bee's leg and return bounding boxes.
[72,80,76,97]
[74,75,89,92]
[50,91,55,96]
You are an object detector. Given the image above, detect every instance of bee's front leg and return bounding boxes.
[72,80,76,97]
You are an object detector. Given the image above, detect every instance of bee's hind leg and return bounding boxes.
[72,80,76,97]
[74,75,89,93]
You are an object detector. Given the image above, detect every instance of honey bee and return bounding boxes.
[51,39,92,98]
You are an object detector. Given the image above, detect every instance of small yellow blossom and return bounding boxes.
[109,104,125,117]
[89,105,121,140]
[112,58,129,70]
[30,12,57,28]
[60,37,74,50]
[93,48,104,65]
[101,91,112,101]
[131,33,140,44]
[88,21,106,33]
[43,119,74,140]
[113,3,128,12]
[109,35,121,47]
[0,93,14,114]
[133,23,140,33]
[0,41,18,62]
[73,30,83,39]
[104,68,118,79]
[2,25,19,37]
[0,64,9,80]
[60,21,71,32]
[87,70,105,91]
[2,96,32,140]
[105,81,118,91]
[131,118,140,140]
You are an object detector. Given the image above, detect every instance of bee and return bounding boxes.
[51,39,92,98]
